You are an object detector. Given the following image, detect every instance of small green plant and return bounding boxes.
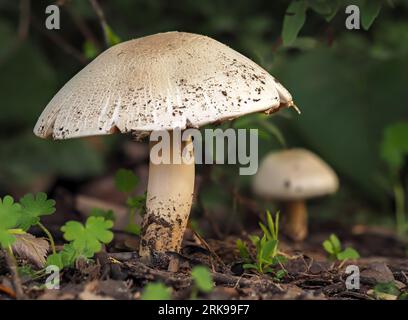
[0,193,57,266]
[237,211,286,276]
[190,265,214,298]
[380,122,408,235]
[371,281,408,300]
[90,208,115,221]
[0,192,114,273]
[19,193,57,254]
[322,234,360,261]
[0,196,21,249]
[47,216,114,269]
[114,168,146,235]
[141,282,172,300]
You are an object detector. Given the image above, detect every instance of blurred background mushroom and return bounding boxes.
[253,148,339,241]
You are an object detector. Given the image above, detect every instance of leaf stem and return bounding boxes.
[37,222,56,255]
[128,207,135,226]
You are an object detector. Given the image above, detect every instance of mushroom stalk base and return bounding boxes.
[284,200,308,242]
[139,136,195,259]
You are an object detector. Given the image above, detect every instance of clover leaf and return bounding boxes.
[0,196,21,248]
[191,266,214,293]
[46,243,77,269]
[19,192,56,230]
[141,282,172,300]
[61,216,113,259]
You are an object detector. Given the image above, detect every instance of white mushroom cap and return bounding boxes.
[34,31,293,140]
[253,149,339,201]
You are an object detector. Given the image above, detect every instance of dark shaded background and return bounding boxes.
[0,0,407,234]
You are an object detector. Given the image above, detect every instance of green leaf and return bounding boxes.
[60,243,78,267]
[127,194,146,210]
[309,0,340,22]
[260,122,286,147]
[308,0,331,15]
[61,216,113,258]
[0,229,16,248]
[83,40,99,59]
[266,210,279,240]
[259,222,272,240]
[236,239,251,262]
[274,269,287,280]
[191,266,214,293]
[322,240,334,254]
[103,24,121,47]
[115,169,139,193]
[271,255,287,265]
[374,281,400,297]
[329,234,342,253]
[47,239,96,269]
[18,192,56,230]
[141,282,172,300]
[380,122,408,174]
[125,223,141,235]
[325,0,341,22]
[282,0,307,46]
[46,252,64,269]
[90,208,115,221]
[0,195,21,247]
[248,235,260,247]
[18,265,37,278]
[243,263,258,270]
[261,239,278,262]
[337,247,360,260]
[361,0,382,30]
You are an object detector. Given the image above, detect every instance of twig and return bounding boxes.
[31,15,87,64]
[191,229,228,271]
[108,252,136,261]
[67,6,101,50]
[18,0,31,40]
[4,248,25,300]
[125,260,264,288]
[88,0,109,47]
[0,0,30,64]
[126,261,190,287]
[37,222,56,255]
[198,196,223,239]
[401,271,408,284]
[229,187,261,223]
[0,284,16,299]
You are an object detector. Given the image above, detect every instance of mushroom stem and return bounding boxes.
[284,200,308,242]
[139,134,195,259]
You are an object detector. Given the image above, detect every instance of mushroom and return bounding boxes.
[253,148,338,241]
[34,31,294,259]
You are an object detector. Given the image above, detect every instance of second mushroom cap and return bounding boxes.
[253,148,339,201]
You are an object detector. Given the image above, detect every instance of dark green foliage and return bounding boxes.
[115,169,139,193]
